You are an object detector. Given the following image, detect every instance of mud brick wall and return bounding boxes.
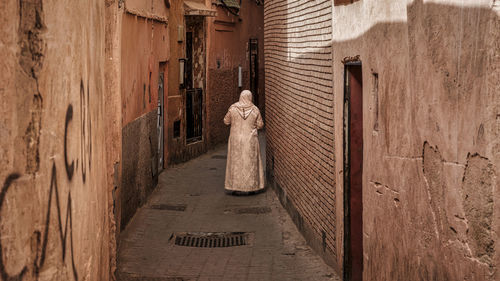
[119,9,168,230]
[264,0,337,268]
[330,1,500,280]
[0,0,111,280]
[121,110,159,230]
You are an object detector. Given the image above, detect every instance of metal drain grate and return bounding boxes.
[117,274,189,281]
[211,155,227,159]
[150,204,186,211]
[171,232,252,248]
[224,206,272,214]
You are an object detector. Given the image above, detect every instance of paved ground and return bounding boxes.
[117,134,340,281]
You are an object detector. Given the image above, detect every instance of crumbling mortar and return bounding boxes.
[461,151,495,266]
[422,141,445,240]
[383,155,423,161]
[421,172,441,239]
[461,152,491,183]
[369,181,400,194]
[18,0,46,175]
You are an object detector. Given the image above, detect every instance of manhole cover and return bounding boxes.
[224,206,272,214]
[170,232,253,248]
[211,155,227,159]
[149,204,186,211]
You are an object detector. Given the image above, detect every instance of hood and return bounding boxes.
[233,90,255,119]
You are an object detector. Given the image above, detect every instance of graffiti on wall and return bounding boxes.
[0,79,93,281]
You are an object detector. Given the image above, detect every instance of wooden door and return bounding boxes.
[343,63,363,281]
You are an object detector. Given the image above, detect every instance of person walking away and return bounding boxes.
[223,90,265,195]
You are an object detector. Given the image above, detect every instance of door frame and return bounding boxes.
[158,62,168,170]
[342,61,363,281]
[249,38,259,106]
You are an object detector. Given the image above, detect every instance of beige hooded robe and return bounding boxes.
[224,90,265,193]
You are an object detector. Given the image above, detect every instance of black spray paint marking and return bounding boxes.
[80,80,86,183]
[0,174,28,281]
[35,164,78,280]
[0,76,95,280]
[0,166,79,280]
[87,80,91,172]
[79,79,93,184]
[65,104,75,181]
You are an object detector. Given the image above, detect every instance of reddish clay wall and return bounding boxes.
[331,1,500,280]
[119,8,169,229]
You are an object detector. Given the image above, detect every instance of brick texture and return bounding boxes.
[264,0,336,264]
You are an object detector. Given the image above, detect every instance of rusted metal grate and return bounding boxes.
[171,232,251,248]
[117,275,189,281]
[224,206,271,214]
[150,204,187,211]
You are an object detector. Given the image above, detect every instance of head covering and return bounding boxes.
[238,90,253,106]
[233,90,255,119]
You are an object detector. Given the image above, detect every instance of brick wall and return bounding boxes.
[264,0,337,268]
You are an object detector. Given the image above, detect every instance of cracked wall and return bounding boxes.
[17,0,45,175]
[119,0,168,230]
[331,0,500,279]
[0,0,112,280]
[463,154,495,265]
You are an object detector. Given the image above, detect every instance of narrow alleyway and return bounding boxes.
[116,134,339,281]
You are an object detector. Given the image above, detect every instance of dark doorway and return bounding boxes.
[158,62,167,170]
[186,88,202,142]
[249,38,259,107]
[343,62,363,281]
[185,31,193,90]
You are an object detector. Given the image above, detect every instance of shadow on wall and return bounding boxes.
[121,111,159,230]
[264,0,337,271]
[266,0,498,279]
[330,1,499,280]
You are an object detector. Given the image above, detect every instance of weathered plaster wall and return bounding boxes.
[0,0,111,280]
[121,111,158,229]
[119,6,169,229]
[120,13,168,126]
[166,0,186,163]
[331,0,500,279]
[166,1,209,164]
[124,0,168,19]
[206,1,265,147]
[166,2,184,164]
[104,0,124,277]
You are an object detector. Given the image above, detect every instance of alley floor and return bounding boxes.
[117,134,340,281]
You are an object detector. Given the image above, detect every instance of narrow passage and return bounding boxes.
[117,135,340,281]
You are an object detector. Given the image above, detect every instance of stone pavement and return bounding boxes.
[117,134,340,281]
